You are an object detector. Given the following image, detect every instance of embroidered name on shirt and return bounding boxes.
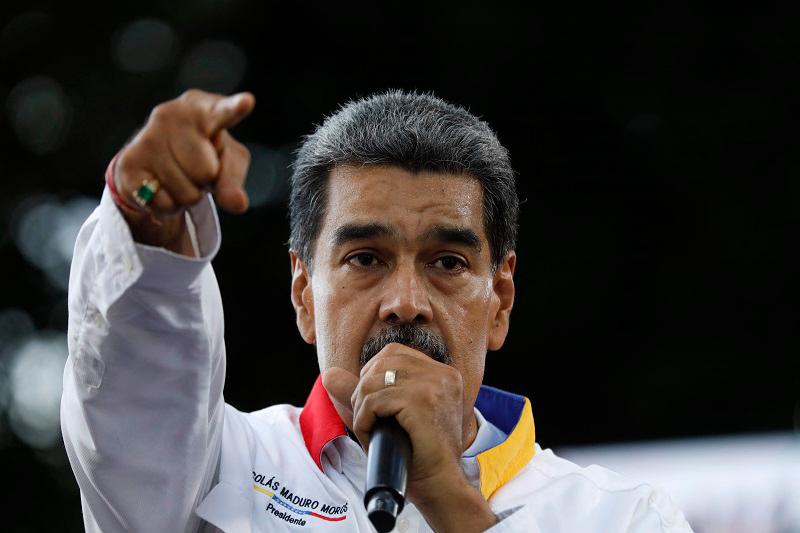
[252,471,348,525]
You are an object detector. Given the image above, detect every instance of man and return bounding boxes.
[62,89,693,532]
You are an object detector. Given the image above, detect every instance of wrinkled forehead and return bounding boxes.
[320,164,486,242]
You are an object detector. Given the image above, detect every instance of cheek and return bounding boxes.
[459,277,494,325]
[439,277,494,352]
[441,287,491,414]
[311,274,375,372]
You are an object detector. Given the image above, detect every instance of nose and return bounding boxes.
[378,260,433,325]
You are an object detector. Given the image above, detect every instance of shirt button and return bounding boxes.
[397,517,409,532]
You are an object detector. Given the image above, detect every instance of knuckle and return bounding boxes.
[191,161,216,183]
[135,133,160,153]
[445,365,462,385]
[152,192,174,212]
[174,187,203,206]
[203,159,221,180]
[352,410,367,431]
[149,102,172,122]
[421,386,438,405]
[379,343,401,357]
[361,392,376,412]
[179,88,204,102]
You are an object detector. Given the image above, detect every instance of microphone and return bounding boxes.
[364,417,412,532]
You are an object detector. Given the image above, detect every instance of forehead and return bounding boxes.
[321,165,485,241]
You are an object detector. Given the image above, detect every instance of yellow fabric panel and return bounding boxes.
[476,397,536,500]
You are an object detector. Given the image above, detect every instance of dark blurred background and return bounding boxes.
[1,1,797,531]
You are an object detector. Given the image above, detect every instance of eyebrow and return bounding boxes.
[332,223,396,247]
[331,222,482,252]
[422,224,482,251]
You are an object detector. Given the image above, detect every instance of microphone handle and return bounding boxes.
[364,417,412,533]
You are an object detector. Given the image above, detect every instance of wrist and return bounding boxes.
[129,213,193,255]
[106,153,194,256]
[412,468,497,533]
[105,153,140,215]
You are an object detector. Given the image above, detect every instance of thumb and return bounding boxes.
[206,92,255,135]
[321,367,359,430]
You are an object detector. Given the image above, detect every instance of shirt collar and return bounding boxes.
[472,385,536,499]
[299,375,347,470]
[464,406,507,457]
[298,375,536,499]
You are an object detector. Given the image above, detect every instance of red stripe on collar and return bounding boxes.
[299,375,348,470]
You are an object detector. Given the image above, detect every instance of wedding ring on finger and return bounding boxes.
[384,369,397,388]
[132,178,161,207]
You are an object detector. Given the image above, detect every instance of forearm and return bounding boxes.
[61,189,224,530]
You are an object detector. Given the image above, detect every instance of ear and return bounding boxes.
[487,251,516,351]
[290,250,316,345]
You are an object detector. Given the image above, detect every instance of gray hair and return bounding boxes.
[289,90,519,268]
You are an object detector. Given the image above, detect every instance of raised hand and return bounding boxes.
[113,89,255,253]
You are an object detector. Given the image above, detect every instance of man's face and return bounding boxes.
[290,164,515,423]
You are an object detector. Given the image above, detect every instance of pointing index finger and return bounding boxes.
[207,91,255,135]
[181,89,256,137]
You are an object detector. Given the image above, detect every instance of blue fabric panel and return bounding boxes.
[475,385,526,435]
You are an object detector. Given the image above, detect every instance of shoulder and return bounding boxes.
[220,403,306,453]
[223,402,302,432]
[527,445,652,491]
[490,445,692,532]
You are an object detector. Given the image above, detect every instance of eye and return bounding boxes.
[346,252,381,268]
[430,255,467,272]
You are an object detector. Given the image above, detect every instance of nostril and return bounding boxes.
[384,314,427,326]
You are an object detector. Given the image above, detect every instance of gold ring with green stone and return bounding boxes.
[132,178,160,207]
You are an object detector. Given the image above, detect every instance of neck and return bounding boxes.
[461,408,479,453]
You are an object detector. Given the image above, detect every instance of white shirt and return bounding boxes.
[61,189,694,532]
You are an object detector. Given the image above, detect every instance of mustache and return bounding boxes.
[359,324,452,367]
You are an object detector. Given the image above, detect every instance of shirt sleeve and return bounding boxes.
[60,188,226,532]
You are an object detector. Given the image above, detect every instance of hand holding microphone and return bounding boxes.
[322,342,497,532]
